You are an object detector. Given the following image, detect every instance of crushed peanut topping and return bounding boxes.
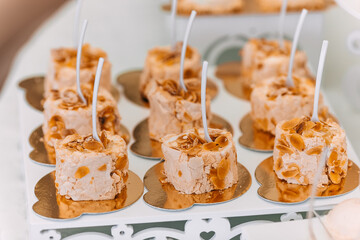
[158,79,201,103]
[64,131,110,152]
[52,43,107,68]
[153,42,193,66]
[169,129,229,156]
[281,116,336,142]
[265,76,315,100]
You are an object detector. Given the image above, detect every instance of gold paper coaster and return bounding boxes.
[215,61,251,101]
[238,113,274,152]
[130,114,234,160]
[255,156,360,204]
[116,70,219,108]
[33,171,144,220]
[29,124,131,166]
[143,161,251,210]
[18,76,121,111]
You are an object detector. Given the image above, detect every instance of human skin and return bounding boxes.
[0,0,66,91]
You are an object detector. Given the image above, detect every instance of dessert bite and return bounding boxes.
[147,78,211,141]
[324,198,360,240]
[55,131,128,201]
[45,44,112,94]
[176,0,244,15]
[273,116,348,186]
[250,75,328,135]
[140,42,201,100]
[161,128,238,194]
[42,84,121,162]
[257,0,325,12]
[240,39,311,87]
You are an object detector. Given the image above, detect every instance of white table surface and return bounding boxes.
[1,1,360,239]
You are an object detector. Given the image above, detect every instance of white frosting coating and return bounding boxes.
[241,39,311,86]
[139,42,201,99]
[148,79,211,141]
[162,128,238,194]
[250,76,326,135]
[45,44,112,95]
[55,133,128,201]
[273,118,348,185]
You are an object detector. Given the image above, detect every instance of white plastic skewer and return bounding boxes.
[92,58,105,142]
[306,147,334,240]
[179,10,197,92]
[286,9,308,87]
[73,0,83,47]
[170,0,178,50]
[311,40,329,122]
[201,61,212,143]
[278,0,288,49]
[76,20,88,105]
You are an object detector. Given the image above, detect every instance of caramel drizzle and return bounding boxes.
[65,131,110,152]
[171,129,229,156]
[52,43,107,68]
[159,79,201,103]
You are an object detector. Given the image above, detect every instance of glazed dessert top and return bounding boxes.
[48,84,114,111]
[51,43,107,69]
[249,39,293,56]
[60,131,123,154]
[278,116,344,146]
[164,128,231,156]
[149,42,194,66]
[156,79,202,103]
[259,75,315,100]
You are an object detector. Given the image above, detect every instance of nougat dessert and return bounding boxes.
[43,84,121,162]
[250,75,328,135]
[273,116,348,186]
[45,43,112,94]
[177,0,243,15]
[240,39,311,86]
[140,42,201,100]
[257,0,325,12]
[325,198,360,240]
[161,128,238,194]
[147,78,211,141]
[55,131,128,201]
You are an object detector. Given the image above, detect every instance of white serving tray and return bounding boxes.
[241,217,330,240]
[18,67,360,240]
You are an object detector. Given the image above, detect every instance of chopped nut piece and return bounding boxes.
[75,166,90,179]
[289,134,305,151]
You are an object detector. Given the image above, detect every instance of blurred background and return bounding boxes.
[0,0,360,239]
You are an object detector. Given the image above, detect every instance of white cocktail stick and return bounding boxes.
[201,61,212,143]
[76,20,88,105]
[179,10,197,92]
[307,147,334,240]
[286,9,308,87]
[278,0,288,49]
[311,40,329,122]
[73,0,83,47]
[92,58,104,142]
[170,0,178,51]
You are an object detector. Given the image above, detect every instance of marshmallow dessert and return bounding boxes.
[324,198,360,240]
[161,128,238,194]
[147,78,211,141]
[240,39,311,86]
[140,42,201,100]
[273,116,348,185]
[45,44,111,94]
[177,0,243,15]
[55,131,129,201]
[257,0,325,12]
[43,84,121,162]
[250,75,328,135]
